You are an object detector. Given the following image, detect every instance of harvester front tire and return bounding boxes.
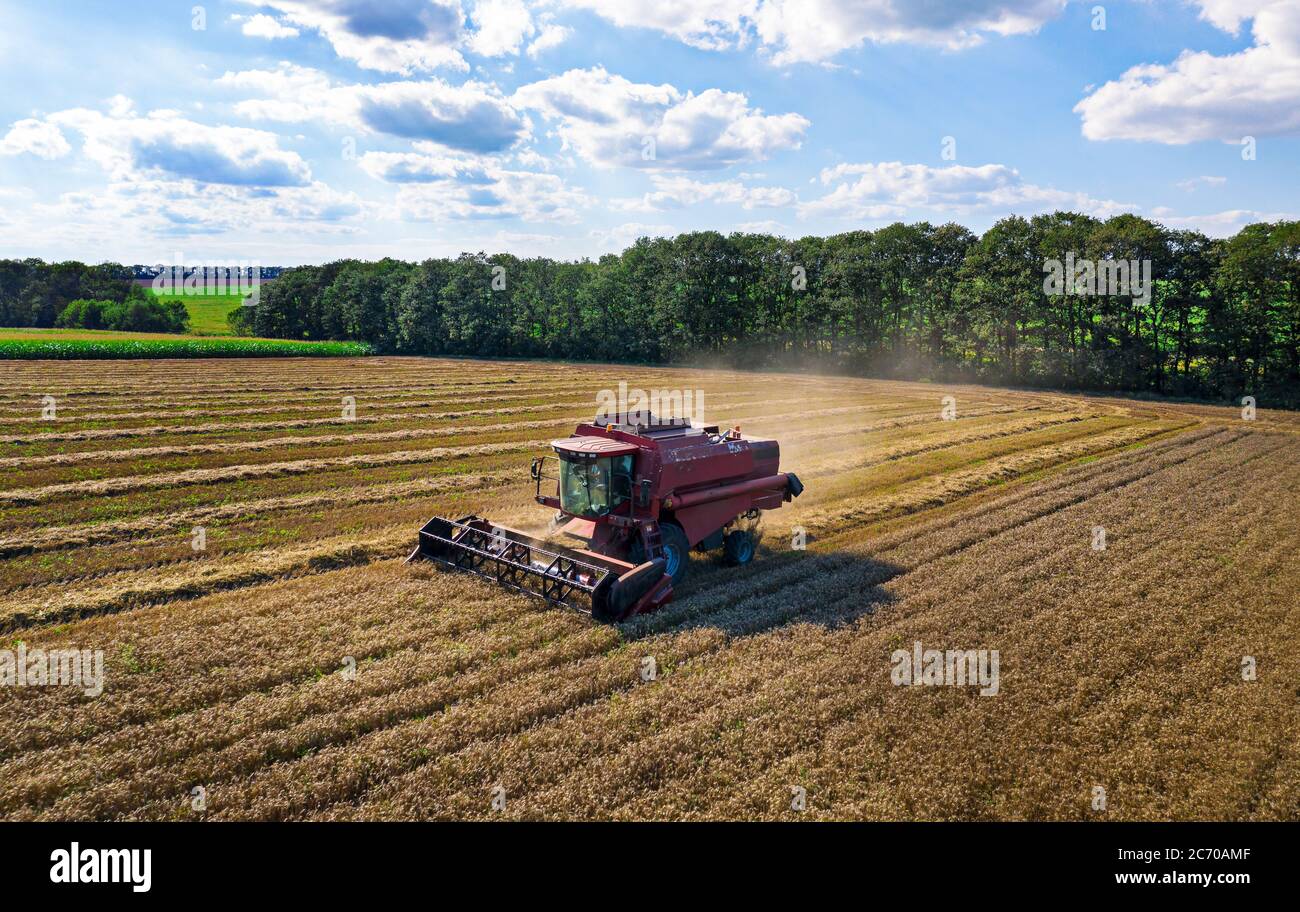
[630,523,691,586]
[723,529,756,566]
[656,523,690,586]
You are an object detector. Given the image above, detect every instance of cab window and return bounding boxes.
[559,454,634,517]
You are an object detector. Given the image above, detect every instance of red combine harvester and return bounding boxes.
[409,413,803,622]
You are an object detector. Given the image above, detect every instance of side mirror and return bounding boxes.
[638,478,652,506]
[530,458,541,481]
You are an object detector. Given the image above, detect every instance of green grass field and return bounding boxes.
[0,328,372,359]
[144,288,247,335]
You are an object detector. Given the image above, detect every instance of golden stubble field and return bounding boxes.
[0,356,1297,821]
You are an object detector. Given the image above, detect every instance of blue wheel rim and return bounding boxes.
[664,544,681,577]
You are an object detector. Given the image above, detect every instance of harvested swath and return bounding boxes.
[0,530,406,631]
[0,393,918,470]
[0,418,589,470]
[0,438,557,506]
[0,471,517,559]
[0,397,962,508]
[0,400,996,554]
[0,588,587,814]
[0,387,885,447]
[792,419,1192,538]
[0,410,1112,602]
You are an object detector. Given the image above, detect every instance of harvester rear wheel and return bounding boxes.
[723,529,756,566]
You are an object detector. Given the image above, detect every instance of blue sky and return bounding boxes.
[0,0,1296,264]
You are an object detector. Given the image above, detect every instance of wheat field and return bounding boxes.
[0,356,1296,821]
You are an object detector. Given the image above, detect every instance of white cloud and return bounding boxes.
[802,160,1133,220]
[614,174,796,210]
[220,63,530,153]
[358,147,483,182]
[527,23,571,57]
[589,221,678,250]
[107,95,136,118]
[1175,175,1227,191]
[0,118,71,159]
[735,219,789,234]
[561,0,1068,63]
[235,13,301,39]
[1191,0,1275,34]
[468,0,533,56]
[753,0,1067,63]
[360,147,592,222]
[392,171,591,223]
[1148,206,1296,236]
[1075,1,1300,143]
[513,66,808,170]
[0,100,363,246]
[28,178,364,248]
[234,0,563,70]
[237,0,468,73]
[512,148,555,170]
[44,106,312,186]
[561,0,751,51]
[218,63,335,122]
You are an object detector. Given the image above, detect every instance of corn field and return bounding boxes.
[1,357,1297,821]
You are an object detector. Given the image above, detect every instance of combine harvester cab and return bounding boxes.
[409,412,802,622]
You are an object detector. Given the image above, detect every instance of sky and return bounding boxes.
[0,0,1296,265]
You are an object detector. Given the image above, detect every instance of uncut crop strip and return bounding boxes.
[0,589,591,814]
[0,567,544,756]
[0,438,560,507]
[0,472,521,560]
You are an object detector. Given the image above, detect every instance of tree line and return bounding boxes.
[3,212,1297,406]
[0,261,191,334]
